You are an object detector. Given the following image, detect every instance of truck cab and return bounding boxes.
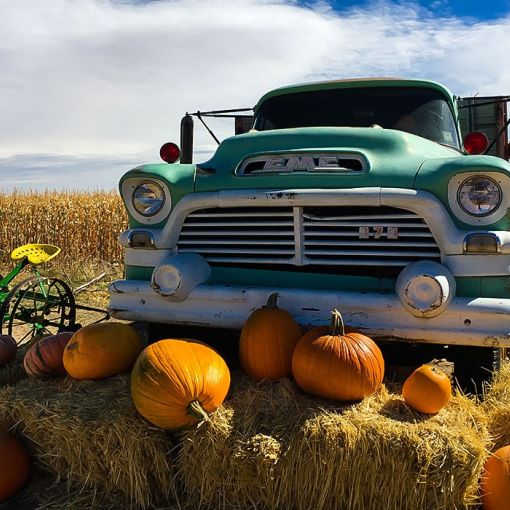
[109,78,510,390]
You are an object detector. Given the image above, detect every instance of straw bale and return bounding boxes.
[0,375,177,509]
[482,359,510,450]
[179,375,490,510]
[7,470,125,510]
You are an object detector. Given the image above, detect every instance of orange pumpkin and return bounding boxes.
[131,338,230,430]
[291,309,384,401]
[0,335,17,367]
[63,322,142,380]
[23,332,74,378]
[239,293,302,381]
[0,430,30,502]
[482,445,510,510]
[402,364,451,414]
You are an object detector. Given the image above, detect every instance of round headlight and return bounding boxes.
[132,181,166,216]
[457,176,502,217]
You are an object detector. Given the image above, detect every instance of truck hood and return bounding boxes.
[195,127,460,192]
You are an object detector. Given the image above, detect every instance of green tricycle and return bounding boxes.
[0,244,109,343]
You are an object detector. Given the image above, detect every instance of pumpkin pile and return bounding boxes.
[292,309,384,401]
[2,301,510,509]
[239,293,301,381]
[64,322,142,380]
[131,338,231,430]
[482,444,510,510]
[402,363,452,414]
[23,332,74,378]
[0,335,17,367]
[0,429,30,503]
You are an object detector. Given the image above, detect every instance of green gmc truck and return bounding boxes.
[108,78,510,390]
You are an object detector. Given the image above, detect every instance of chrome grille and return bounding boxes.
[177,206,441,269]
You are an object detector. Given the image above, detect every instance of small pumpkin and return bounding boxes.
[63,322,142,380]
[239,293,302,381]
[291,309,384,401]
[131,338,230,430]
[23,332,74,378]
[0,430,30,502]
[481,445,510,510]
[0,335,17,367]
[402,364,451,414]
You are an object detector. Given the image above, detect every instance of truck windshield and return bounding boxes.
[254,86,461,149]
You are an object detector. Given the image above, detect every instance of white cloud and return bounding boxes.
[0,0,509,189]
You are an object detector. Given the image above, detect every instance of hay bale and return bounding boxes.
[179,375,490,510]
[10,470,123,510]
[482,359,510,450]
[0,375,177,509]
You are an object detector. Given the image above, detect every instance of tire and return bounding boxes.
[449,345,501,395]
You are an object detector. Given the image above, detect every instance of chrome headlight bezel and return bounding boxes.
[121,178,172,224]
[457,175,502,217]
[448,172,509,226]
[132,181,166,217]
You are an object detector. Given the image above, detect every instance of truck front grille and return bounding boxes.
[177,205,441,274]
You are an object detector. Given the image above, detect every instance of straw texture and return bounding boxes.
[179,374,490,510]
[0,375,177,509]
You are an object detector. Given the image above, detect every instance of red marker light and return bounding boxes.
[160,142,181,163]
[464,131,489,155]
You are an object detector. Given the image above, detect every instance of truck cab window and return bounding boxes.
[254,86,461,149]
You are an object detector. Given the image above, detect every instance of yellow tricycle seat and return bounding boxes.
[10,244,61,265]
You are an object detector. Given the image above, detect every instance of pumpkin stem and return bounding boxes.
[187,400,210,423]
[264,293,279,309]
[330,309,345,336]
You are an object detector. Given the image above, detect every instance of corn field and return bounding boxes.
[0,190,128,267]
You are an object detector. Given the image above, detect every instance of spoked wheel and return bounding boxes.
[0,276,76,343]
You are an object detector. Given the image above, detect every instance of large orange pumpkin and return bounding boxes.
[63,322,142,380]
[23,332,74,378]
[0,335,17,367]
[131,338,230,430]
[291,309,384,401]
[0,430,30,502]
[239,293,302,381]
[402,364,451,414]
[482,445,510,510]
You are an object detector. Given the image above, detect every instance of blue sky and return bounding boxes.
[1,0,510,191]
[325,0,510,20]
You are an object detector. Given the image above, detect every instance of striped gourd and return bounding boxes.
[23,332,74,378]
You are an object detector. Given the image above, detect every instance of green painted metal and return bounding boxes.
[254,78,457,113]
[124,264,510,300]
[208,267,396,293]
[195,127,459,192]
[415,154,510,230]
[125,265,155,281]
[119,163,196,228]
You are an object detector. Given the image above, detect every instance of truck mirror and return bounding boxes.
[235,116,254,135]
[180,114,194,163]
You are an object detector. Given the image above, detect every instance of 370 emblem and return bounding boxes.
[359,226,399,239]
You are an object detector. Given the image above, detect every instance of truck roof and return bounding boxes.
[254,78,456,112]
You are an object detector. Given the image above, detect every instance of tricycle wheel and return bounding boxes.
[0,276,76,344]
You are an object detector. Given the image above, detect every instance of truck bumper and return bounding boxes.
[108,280,510,348]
